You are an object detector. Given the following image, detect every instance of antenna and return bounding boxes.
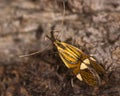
[19,0,66,58]
[61,0,65,27]
[56,0,66,40]
[19,50,42,58]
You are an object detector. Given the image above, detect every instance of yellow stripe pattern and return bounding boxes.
[53,40,105,86]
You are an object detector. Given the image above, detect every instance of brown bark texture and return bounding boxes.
[0,0,120,96]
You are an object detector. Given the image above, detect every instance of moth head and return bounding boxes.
[54,40,66,50]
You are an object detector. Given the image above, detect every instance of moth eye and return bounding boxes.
[80,63,88,70]
[76,73,83,81]
[83,58,90,65]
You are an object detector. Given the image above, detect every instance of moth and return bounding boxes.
[47,29,106,86]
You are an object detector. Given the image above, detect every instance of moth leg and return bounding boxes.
[70,77,76,88]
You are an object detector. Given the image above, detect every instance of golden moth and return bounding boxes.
[47,30,105,86]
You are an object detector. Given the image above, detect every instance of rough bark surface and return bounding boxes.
[0,0,120,96]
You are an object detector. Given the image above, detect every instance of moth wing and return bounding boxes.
[89,57,106,75]
[80,68,101,86]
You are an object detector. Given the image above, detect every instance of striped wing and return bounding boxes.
[80,68,101,86]
[89,57,106,75]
